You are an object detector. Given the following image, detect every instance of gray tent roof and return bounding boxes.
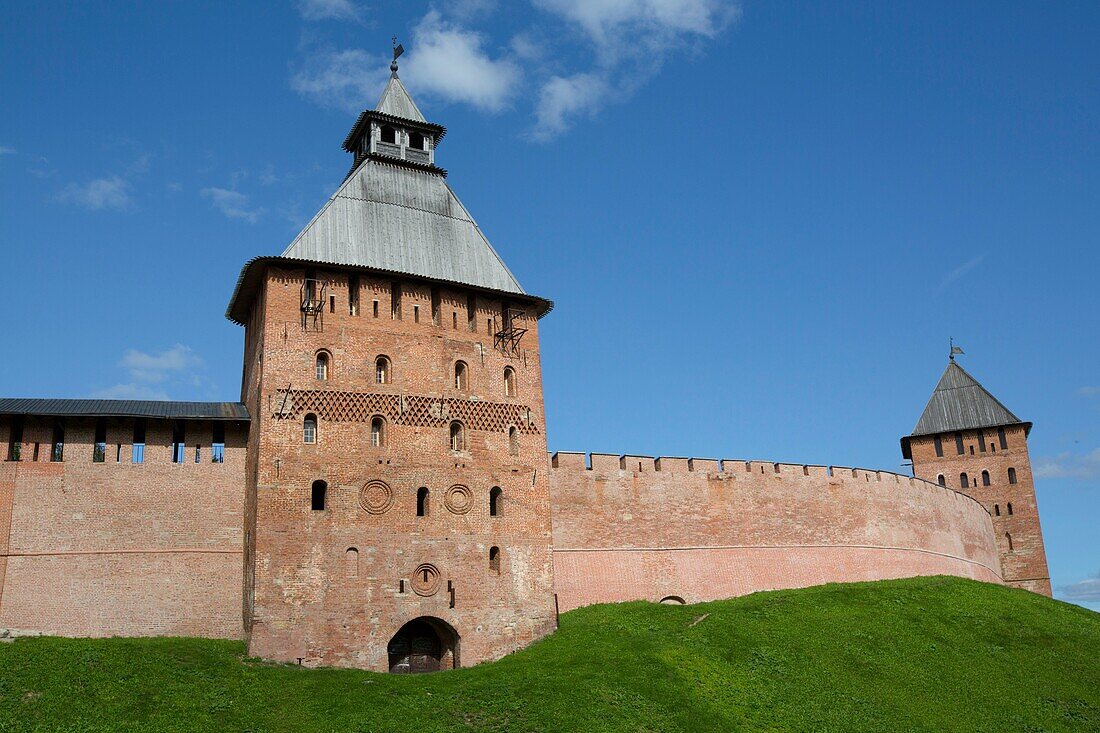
[279,158,527,296]
[375,74,426,122]
[910,361,1024,438]
[0,398,249,421]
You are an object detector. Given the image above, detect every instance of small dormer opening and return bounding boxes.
[408,131,425,150]
[381,125,397,144]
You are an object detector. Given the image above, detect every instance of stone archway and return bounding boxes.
[387,617,460,673]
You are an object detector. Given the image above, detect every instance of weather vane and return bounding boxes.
[391,36,404,74]
[949,337,965,361]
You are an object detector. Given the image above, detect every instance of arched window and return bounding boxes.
[937,474,945,487]
[376,356,391,385]
[1008,467,1017,484]
[489,486,502,517]
[454,361,468,391]
[311,480,327,511]
[449,421,464,452]
[994,504,1001,516]
[381,125,396,144]
[1007,502,1014,516]
[417,487,429,517]
[508,426,519,456]
[304,414,317,444]
[489,546,501,575]
[1005,532,1014,551]
[408,131,424,150]
[981,470,991,486]
[503,367,516,397]
[346,548,359,578]
[370,416,385,447]
[959,472,969,489]
[660,596,686,605]
[315,352,329,381]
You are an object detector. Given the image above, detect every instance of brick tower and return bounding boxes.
[901,358,1052,596]
[226,57,557,670]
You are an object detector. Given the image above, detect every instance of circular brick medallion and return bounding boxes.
[411,563,441,596]
[359,480,394,515]
[444,484,473,515]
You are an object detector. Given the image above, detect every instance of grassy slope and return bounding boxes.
[1,576,1098,733]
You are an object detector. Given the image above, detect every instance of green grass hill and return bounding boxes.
[1,576,1098,732]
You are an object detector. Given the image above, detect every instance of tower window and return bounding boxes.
[994,504,1001,516]
[934,435,943,457]
[346,548,359,578]
[981,470,990,486]
[454,361,468,391]
[349,274,360,315]
[171,421,185,464]
[417,487,429,517]
[508,426,519,456]
[490,486,502,517]
[51,420,64,463]
[449,421,465,452]
[467,293,476,332]
[304,414,318,444]
[955,432,964,455]
[376,356,391,385]
[431,287,441,325]
[315,351,330,381]
[977,430,987,453]
[373,300,379,318]
[1005,532,1014,551]
[390,281,401,320]
[132,419,146,464]
[311,480,327,511]
[998,427,1008,450]
[937,474,945,487]
[408,131,424,150]
[5,416,23,461]
[381,125,396,144]
[504,367,516,397]
[959,472,969,489]
[489,546,501,575]
[93,418,107,463]
[370,416,385,447]
[1007,502,1014,515]
[212,422,225,464]
[1008,467,1017,484]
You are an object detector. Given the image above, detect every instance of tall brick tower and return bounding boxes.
[901,358,1052,596]
[225,57,557,671]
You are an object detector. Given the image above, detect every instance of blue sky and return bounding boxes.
[2,1,1097,610]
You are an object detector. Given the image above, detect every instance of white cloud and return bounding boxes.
[535,0,736,44]
[0,145,15,156]
[291,49,389,113]
[1060,572,1100,603]
[1034,448,1100,480]
[936,255,985,293]
[201,187,264,223]
[402,11,521,113]
[1078,386,1100,398]
[532,73,608,140]
[121,344,203,383]
[57,176,132,211]
[297,0,362,22]
[92,383,171,401]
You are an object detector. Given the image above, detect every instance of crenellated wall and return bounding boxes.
[548,452,1002,612]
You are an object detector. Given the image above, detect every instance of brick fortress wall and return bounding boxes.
[906,424,1051,596]
[0,417,247,637]
[245,265,556,670]
[548,453,1002,612]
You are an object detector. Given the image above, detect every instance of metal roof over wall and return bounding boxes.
[0,398,249,421]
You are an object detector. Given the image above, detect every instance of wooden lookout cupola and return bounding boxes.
[341,52,447,177]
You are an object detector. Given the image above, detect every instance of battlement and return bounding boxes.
[548,451,985,513]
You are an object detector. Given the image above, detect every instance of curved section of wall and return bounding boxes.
[549,454,1001,612]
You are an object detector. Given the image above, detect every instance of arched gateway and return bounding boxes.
[387,617,460,673]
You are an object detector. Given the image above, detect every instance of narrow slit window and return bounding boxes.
[504,367,516,398]
[454,361,468,391]
[934,435,943,457]
[489,487,502,517]
[132,419,146,464]
[959,472,968,489]
[489,546,501,575]
[171,421,186,464]
[955,432,965,455]
[452,311,458,329]
[349,275,360,315]
[93,418,107,463]
[195,445,202,463]
[508,426,519,456]
[413,304,420,323]
[311,480,327,511]
[304,414,318,445]
[431,287,441,325]
[390,281,401,320]
[212,423,225,463]
[370,416,385,447]
[467,293,476,332]
[51,420,65,462]
[417,487,429,517]
[376,356,391,385]
[1008,467,1017,484]
[1005,532,1013,551]
[981,470,991,486]
[346,548,359,578]
[937,474,945,487]
[316,352,329,381]
[373,300,379,318]
[329,295,335,313]
[978,429,987,453]
[449,421,464,452]
[5,417,22,462]
[1007,502,1014,515]
[998,427,1008,450]
[994,504,1001,516]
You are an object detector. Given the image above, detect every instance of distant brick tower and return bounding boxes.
[901,358,1052,596]
[226,55,557,670]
